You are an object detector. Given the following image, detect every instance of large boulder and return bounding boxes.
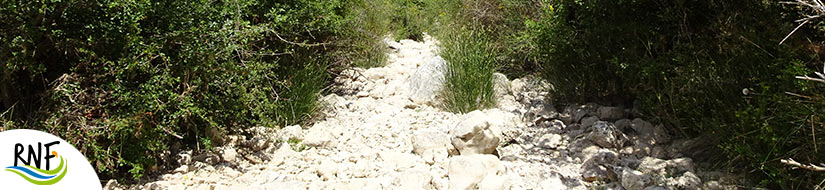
[407,56,447,105]
[450,110,503,155]
[448,154,505,190]
[482,109,521,145]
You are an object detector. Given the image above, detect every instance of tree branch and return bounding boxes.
[780,0,825,45]
[271,31,331,47]
[781,158,825,172]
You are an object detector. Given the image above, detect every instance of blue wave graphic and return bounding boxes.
[4,166,58,180]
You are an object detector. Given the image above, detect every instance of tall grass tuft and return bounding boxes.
[440,27,498,113]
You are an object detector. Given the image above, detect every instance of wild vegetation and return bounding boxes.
[530,1,825,188]
[365,0,825,188]
[2,0,825,188]
[0,0,368,180]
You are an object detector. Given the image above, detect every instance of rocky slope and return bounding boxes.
[106,35,738,190]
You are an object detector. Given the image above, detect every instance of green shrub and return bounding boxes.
[1,0,344,180]
[440,26,498,113]
[528,0,825,188]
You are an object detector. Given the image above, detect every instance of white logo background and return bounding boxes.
[0,129,102,189]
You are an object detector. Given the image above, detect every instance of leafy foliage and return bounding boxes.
[0,0,348,180]
[528,0,825,188]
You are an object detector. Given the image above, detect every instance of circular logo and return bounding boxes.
[0,129,102,189]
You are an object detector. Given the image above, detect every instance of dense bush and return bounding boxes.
[528,0,825,188]
[0,0,350,180]
[409,0,825,187]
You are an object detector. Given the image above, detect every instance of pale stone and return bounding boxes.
[280,125,304,141]
[304,125,334,148]
[173,165,190,173]
[104,180,121,190]
[477,174,507,190]
[411,129,454,164]
[538,133,564,149]
[222,148,237,163]
[450,110,503,155]
[365,67,389,80]
[673,171,702,189]
[397,169,433,190]
[448,154,503,190]
[407,56,447,105]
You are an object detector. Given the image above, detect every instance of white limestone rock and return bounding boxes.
[407,56,447,105]
[450,110,503,155]
[411,129,456,164]
[221,147,238,163]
